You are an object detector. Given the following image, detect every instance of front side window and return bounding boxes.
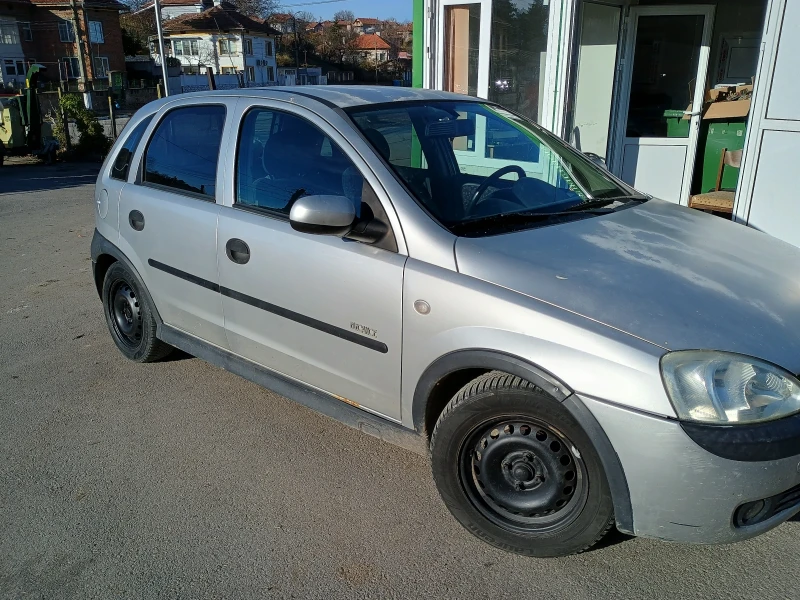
[348,101,644,236]
[58,20,75,43]
[111,115,154,181]
[266,41,273,56]
[143,105,226,198]
[246,66,255,81]
[266,66,274,81]
[244,38,253,55]
[4,59,16,76]
[89,21,104,44]
[236,108,366,217]
[20,22,32,42]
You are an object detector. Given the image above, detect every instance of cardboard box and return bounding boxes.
[681,84,752,120]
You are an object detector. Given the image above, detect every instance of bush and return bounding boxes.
[52,94,111,158]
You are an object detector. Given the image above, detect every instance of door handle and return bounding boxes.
[226,238,250,265]
[128,210,145,231]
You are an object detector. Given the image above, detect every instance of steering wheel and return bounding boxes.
[466,165,527,215]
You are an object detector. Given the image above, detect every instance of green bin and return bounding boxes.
[697,119,747,194]
[664,109,690,138]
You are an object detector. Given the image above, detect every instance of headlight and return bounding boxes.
[661,351,800,424]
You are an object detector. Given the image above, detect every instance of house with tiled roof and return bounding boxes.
[155,1,280,85]
[352,17,383,35]
[350,33,391,64]
[0,0,127,86]
[267,12,296,34]
[138,0,213,22]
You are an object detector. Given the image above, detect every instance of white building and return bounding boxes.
[139,0,211,22]
[157,1,279,85]
[0,17,26,88]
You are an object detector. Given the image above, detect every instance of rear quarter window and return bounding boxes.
[110,115,153,181]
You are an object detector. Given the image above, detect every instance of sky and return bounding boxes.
[280,0,413,21]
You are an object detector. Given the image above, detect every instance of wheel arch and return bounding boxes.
[91,229,164,328]
[412,349,633,534]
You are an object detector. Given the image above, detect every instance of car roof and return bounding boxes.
[166,85,480,109]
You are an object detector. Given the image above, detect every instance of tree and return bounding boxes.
[333,9,355,23]
[381,18,412,54]
[317,22,359,65]
[120,11,156,56]
[226,0,281,18]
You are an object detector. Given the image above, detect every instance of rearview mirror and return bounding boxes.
[289,195,357,237]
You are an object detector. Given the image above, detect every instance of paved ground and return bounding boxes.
[1,163,797,599]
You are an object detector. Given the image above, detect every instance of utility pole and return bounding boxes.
[154,0,170,96]
[293,14,300,70]
[70,0,91,108]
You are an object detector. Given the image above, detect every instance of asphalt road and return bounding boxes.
[1,163,797,600]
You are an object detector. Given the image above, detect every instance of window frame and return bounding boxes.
[246,65,255,82]
[58,20,75,43]
[89,20,104,44]
[137,103,228,202]
[110,114,154,182]
[93,56,110,79]
[20,22,32,42]
[0,21,20,45]
[61,57,80,79]
[244,38,253,55]
[218,37,234,55]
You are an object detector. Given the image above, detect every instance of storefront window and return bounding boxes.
[444,4,482,96]
[488,0,551,125]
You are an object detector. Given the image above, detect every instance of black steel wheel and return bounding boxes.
[101,262,172,362]
[431,371,615,557]
[461,417,588,533]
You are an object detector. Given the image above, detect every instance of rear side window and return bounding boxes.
[143,105,226,198]
[110,115,153,181]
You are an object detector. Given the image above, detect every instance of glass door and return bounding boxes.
[611,5,715,204]
[437,0,492,97]
[565,1,623,162]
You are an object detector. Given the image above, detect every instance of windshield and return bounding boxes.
[347,101,645,236]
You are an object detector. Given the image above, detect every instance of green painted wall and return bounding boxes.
[412,0,424,88]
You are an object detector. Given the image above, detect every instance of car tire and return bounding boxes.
[102,262,172,363]
[430,371,615,557]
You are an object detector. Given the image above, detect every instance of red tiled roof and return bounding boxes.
[269,13,292,23]
[351,33,390,50]
[164,4,281,35]
[355,17,381,25]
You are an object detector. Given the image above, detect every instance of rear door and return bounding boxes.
[216,99,407,421]
[118,98,235,348]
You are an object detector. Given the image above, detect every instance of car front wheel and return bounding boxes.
[430,371,614,557]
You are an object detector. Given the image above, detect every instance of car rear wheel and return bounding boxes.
[430,371,614,557]
[102,262,172,363]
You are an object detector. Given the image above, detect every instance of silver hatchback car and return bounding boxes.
[92,87,800,557]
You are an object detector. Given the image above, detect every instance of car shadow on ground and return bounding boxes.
[0,162,100,195]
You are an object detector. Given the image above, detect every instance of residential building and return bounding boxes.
[158,2,279,85]
[139,0,212,21]
[351,33,390,64]
[352,17,381,35]
[414,0,800,250]
[0,0,126,86]
[267,13,295,34]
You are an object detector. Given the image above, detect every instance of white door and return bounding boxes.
[612,5,714,204]
[436,0,492,98]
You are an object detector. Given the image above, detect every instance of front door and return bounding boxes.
[612,5,714,204]
[216,100,406,421]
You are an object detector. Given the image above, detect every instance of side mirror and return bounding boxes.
[289,195,357,237]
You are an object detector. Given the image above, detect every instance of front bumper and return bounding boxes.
[579,394,800,544]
